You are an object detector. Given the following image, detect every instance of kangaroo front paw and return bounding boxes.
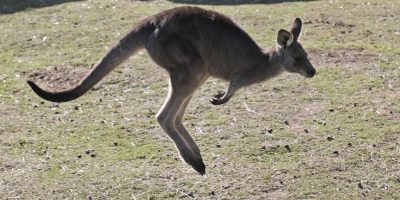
[210,91,228,105]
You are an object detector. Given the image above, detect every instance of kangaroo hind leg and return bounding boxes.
[156,71,207,175]
[175,95,200,156]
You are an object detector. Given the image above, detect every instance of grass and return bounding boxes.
[0,0,399,199]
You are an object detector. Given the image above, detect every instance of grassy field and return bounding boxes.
[0,0,399,199]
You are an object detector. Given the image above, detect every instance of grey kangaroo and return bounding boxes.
[27,6,316,175]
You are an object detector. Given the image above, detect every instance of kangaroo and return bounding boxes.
[27,6,316,175]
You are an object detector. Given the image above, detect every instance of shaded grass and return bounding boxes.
[165,0,318,5]
[0,0,85,14]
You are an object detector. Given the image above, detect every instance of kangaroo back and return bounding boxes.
[27,24,153,102]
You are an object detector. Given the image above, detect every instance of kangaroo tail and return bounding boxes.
[27,24,153,102]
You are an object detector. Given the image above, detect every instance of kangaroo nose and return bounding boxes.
[307,68,316,77]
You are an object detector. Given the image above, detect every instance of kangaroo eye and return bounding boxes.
[294,57,302,62]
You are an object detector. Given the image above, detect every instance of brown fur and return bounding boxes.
[27,6,316,174]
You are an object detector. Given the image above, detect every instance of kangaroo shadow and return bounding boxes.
[167,0,317,5]
[0,0,85,14]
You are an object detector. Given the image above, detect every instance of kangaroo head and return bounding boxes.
[277,18,316,78]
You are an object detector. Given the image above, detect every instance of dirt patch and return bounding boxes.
[307,48,379,68]
[27,64,90,92]
[304,18,356,29]
[0,155,42,198]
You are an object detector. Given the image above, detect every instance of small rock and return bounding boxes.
[380,183,388,189]
[334,21,345,27]
[303,20,312,24]
[284,145,291,152]
[77,155,82,159]
[327,136,334,141]
[85,149,93,154]
[216,144,221,148]
[284,120,289,125]
[347,142,353,147]
[90,154,96,158]
[328,108,335,112]
[304,129,309,133]
[362,192,366,197]
[333,151,339,155]
[358,182,364,189]
[267,129,273,134]
[187,192,194,198]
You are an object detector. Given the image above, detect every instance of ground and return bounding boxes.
[0,0,399,199]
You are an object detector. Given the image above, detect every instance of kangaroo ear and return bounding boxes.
[277,29,293,48]
[290,18,302,41]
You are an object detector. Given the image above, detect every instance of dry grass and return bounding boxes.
[0,0,399,199]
